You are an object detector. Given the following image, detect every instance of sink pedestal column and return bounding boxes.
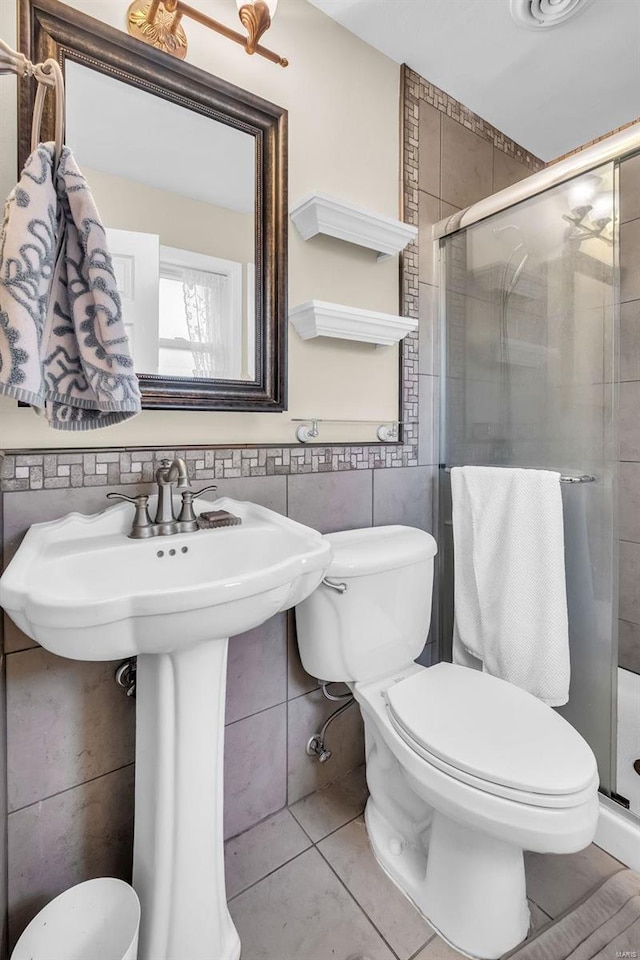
[133,639,240,960]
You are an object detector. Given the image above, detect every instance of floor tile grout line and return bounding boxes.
[225,697,287,728]
[227,844,312,903]
[288,775,367,842]
[287,805,316,845]
[314,842,405,960]
[407,932,437,960]
[5,643,40,657]
[528,896,553,923]
[8,760,135,816]
[300,805,367,846]
[228,832,427,960]
[312,810,434,960]
[225,801,297,844]
[226,781,456,957]
[227,794,368,901]
[286,683,323,704]
[228,767,366,851]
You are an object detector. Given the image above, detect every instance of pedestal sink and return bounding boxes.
[0,497,331,960]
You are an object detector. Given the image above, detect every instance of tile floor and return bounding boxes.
[223,766,627,960]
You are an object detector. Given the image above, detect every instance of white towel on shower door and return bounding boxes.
[451,466,570,706]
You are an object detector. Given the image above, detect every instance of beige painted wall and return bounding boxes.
[86,166,255,377]
[86,167,255,264]
[0,0,401,448]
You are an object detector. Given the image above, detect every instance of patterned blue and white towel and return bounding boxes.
[0,143,141,430]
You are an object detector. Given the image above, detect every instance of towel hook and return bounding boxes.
[30,57,65,166]
[0,36,65,166]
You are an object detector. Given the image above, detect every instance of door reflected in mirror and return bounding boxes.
[66,60,256,382]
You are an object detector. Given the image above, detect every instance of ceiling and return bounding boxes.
[66,61,255,213]
[308,0,640,161]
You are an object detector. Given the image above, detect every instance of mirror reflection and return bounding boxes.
[66,61,256,381]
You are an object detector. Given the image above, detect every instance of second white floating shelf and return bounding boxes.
[290,193,418,260]
[290,300,417,346]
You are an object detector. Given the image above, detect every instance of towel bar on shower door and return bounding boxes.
[442,467,597,484]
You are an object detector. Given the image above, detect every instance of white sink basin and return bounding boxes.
[0,496,330,659]
[0,496,331,960]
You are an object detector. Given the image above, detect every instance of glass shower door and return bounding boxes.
[439,163,618,794]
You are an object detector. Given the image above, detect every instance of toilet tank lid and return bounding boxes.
[324,526,437,578]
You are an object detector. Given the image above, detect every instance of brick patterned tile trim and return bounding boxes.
[401,66,420,444]
[549,117,640,165]
[404,66,544,172]
[0,441,420,492]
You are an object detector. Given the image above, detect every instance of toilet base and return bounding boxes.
[424,810,530,958]
[365,798,530,960]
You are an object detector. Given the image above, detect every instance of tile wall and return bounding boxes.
[619,152,640,676]
[1,67,546,950]
[401,66,542,648]
[402,65,541,478]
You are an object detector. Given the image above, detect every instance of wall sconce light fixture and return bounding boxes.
[563,202,613,245]
[127,0,288,67]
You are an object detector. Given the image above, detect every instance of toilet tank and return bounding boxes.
[295,525,437,684]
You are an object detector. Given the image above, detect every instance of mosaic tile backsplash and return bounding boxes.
[0,441,419,492]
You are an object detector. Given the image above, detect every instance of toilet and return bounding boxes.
[294,525,600,960]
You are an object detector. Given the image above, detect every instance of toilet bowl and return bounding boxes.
[294,525,599,960]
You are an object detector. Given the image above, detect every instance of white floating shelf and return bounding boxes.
[290,193,418,261]
[289,300,417,346]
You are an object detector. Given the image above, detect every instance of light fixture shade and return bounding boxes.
[590,194,613,221]
[568,174,601,210]
[236,0,278,14]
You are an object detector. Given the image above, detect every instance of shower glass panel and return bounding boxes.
[439,163,618,795]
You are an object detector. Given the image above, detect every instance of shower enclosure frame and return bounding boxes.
[433,122,640,857]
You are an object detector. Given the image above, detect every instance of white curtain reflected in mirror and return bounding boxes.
[66,59,256,382]
[169,270,226,378]
[183,273,225,378]
[159,254,236,379]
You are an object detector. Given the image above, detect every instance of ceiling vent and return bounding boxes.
[510,0,595,29]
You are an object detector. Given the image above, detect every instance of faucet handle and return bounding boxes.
[106,492,153,539]
[177,485,218,529]
[107,492,143,505]
[191,484,218,502]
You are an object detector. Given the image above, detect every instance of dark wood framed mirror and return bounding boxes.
[18,0,287,411]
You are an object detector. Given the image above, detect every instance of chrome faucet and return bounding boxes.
[107,457,217,539]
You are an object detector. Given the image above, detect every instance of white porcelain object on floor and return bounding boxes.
[11,878,140,960]
[0,498,331,960]
[295,525,600,960]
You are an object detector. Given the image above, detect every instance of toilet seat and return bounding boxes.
[385,662,598,804]
[386,707,598,809]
